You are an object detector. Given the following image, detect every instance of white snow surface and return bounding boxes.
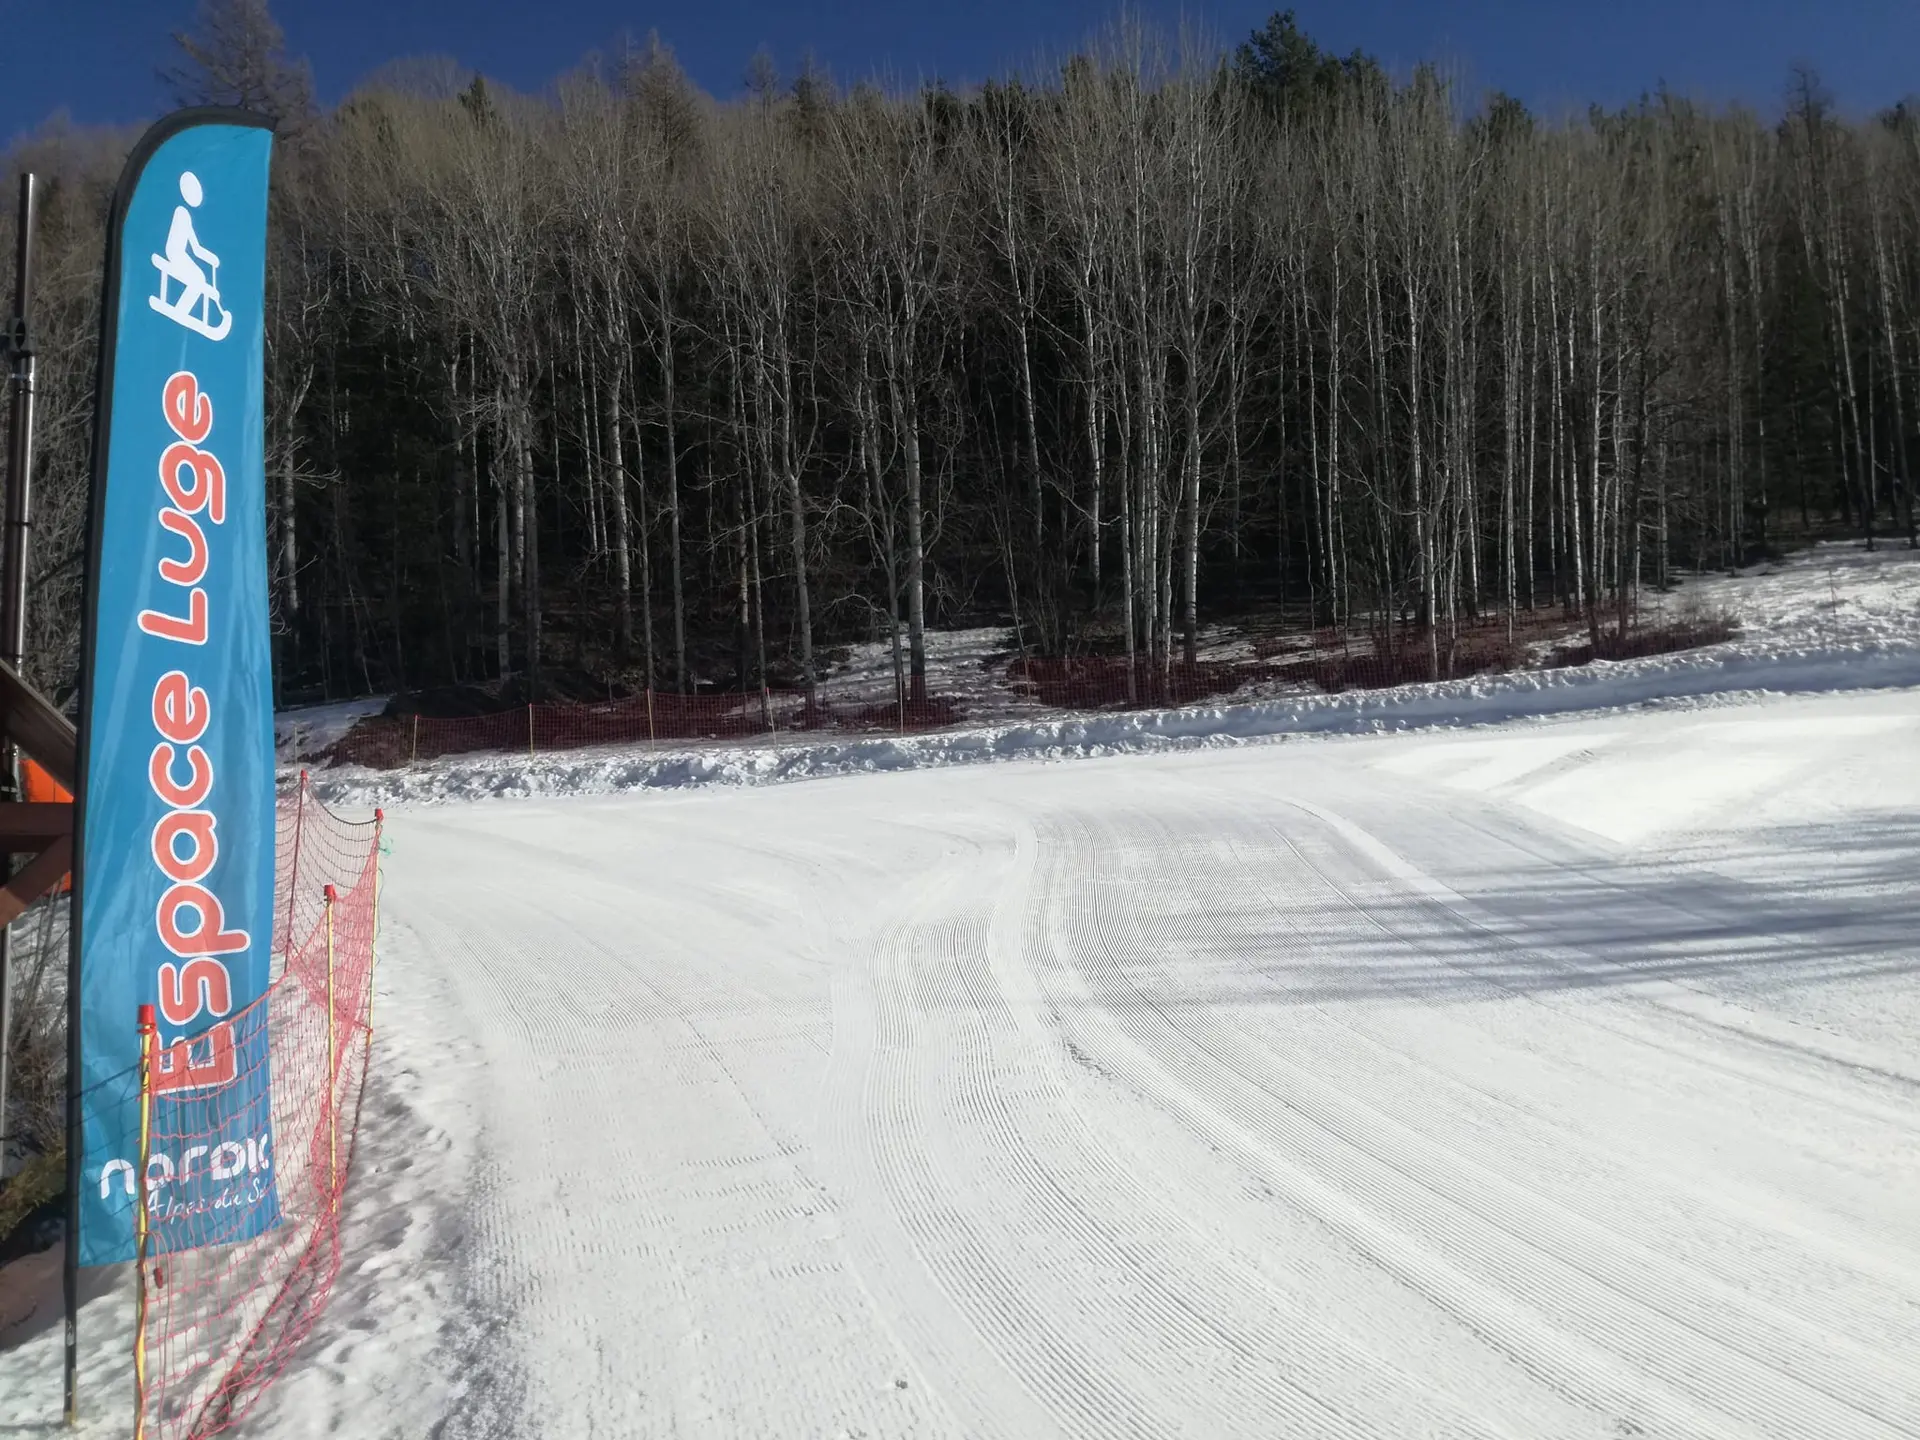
[276,696,389,764]
[5,540,1919,1439]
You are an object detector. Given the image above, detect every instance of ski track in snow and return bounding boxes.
[9,698,1920,1440]
[6,543,1919,1439]
[179,691,1920,1435]
[341,691,1904,1440]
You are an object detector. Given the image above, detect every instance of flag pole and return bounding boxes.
[0,171,39,1185]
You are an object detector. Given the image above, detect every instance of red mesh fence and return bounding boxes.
[1003,631,1527,708]
[328,686,971,768]
[322,618,1734,771]
[133,773,381,1440]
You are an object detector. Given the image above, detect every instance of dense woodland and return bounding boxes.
[4,2,1919,710]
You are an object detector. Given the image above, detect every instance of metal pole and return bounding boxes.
[132,1006,155,1440]
[0,172,40,1184]
[4,172,38,667]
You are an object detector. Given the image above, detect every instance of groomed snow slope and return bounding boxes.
[6,543,1917,1439]
[253,688,1920,1436]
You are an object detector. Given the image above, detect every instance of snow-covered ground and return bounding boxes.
[1648,538,1920,648]
[274,693,1920,1435]
[307,539,1920,810]
[276,696,389,764]
[6,540,1918,1438]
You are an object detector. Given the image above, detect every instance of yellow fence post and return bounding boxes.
[324,884,338,1203]
[132,1004,156,1440]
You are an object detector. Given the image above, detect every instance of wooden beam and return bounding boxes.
[0,658,75,791]
[0,834,69,927]
[0,801,71,845]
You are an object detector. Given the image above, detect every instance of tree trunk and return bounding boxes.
[777,340,815,707]
[903,408,927,703]
[605,350,634,659]
[493,422,510,677]
[1181,360,1202,667]
[518,415,541,692]
[632,411,654,686]
[657,279,689,690]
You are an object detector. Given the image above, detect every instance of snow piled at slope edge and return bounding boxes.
[311,640,1920,808]
[308,540,1920,808]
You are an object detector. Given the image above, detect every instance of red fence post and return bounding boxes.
[369,810,384,1036]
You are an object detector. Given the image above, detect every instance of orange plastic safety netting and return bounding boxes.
[132,773,381,1439]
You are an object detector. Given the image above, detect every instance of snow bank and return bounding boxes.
[311,638,1920,809]
[305,540,1920,809]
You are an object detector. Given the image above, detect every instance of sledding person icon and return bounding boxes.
[149,170,232,341]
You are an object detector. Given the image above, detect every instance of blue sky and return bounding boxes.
[5,0,1918,144]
